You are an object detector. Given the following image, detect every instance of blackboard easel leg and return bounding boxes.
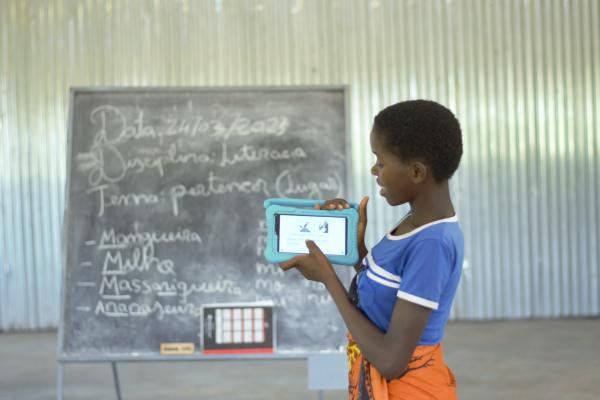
[111,362,122,400]
[56,363,64,400]
[317,390,324,400]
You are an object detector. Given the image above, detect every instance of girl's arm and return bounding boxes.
[280,240,431,380]
[326,270,431,380]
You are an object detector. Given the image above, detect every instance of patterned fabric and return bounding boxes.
[347,334,457,400]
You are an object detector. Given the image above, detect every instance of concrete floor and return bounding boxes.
[1,319,599,400]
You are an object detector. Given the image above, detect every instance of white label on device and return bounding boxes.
[278,214,347,255]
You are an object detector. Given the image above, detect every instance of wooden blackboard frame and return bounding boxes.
[57,85,354,363]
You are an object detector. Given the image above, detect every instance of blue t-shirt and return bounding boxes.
[356,214,464,345]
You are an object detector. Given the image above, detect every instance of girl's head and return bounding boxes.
[370,100,463,205]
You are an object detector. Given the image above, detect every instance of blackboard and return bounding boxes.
[59,87,352,360]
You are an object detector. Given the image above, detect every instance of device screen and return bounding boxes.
[276,214,347,256]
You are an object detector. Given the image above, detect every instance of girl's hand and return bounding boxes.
[315,198,351,210]
[279,240,336,285]
[316,196,369,258]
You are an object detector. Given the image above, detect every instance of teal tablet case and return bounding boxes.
[264,198,359,266]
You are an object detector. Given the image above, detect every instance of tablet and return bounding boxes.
[264,198,359,266]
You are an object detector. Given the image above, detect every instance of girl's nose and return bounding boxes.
[370,164,378,176]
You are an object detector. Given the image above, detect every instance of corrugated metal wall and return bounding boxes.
[1,0,598,330]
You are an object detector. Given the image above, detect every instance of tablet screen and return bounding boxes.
[277,214,347,256]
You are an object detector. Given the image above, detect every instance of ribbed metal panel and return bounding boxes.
[0,0,598,330]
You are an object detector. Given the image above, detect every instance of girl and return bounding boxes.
[280,100,464,399]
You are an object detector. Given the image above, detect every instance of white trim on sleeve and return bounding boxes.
[396,290,439,310]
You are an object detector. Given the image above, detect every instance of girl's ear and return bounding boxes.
[411,161,428,183]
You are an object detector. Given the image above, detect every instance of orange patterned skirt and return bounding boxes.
[347,334,457,400]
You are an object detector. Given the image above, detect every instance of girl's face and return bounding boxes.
[370,129,417,206]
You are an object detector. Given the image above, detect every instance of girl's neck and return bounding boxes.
[408,181,455,228]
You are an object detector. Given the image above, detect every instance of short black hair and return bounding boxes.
[373,100,463,183]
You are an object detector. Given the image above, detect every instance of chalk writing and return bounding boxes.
[101,241,175,276]
[219,143,307,167]
[255,278,285,293]
[170,172,270,216]
[80,141,214,186]
[307,293,333,305]
[99,276,242,304]
[255,295,288,309]
[87,184,160,217]
[64,89,348,355]
[90,105,290,144]
[210,113,290,140]
[275,169,343,199]
[255,262,285,277]
[95,300,203,319]
[99,224,202,248]
[303,280,327,291]
[256,234,267,256]
[91,106,156,144]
